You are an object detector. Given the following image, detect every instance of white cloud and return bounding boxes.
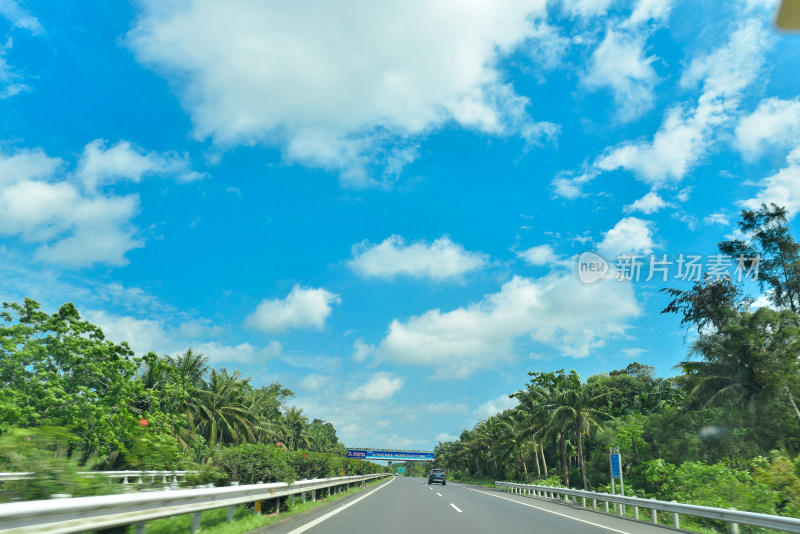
[0,141,201,266]
[0,147,143,266]
[85,309,282,364]
[299,373,330,392]
[435,432,459,443]
[349,235,487,281]
[561,0,613,18]
[0,1,42,98]
[741,146,800,218]
[582,30,658,123]
[517,244,558,266]
[424,402,469,415]
[352,338,372,363]
[77,139,202,191]
[0,0,43,34]
[626,0,674,26]
[704,212,729,225]
[371,270,640,379]
[246,285,340,333]
[474,394,518,419]
[597,20,770,187]
[127,0,558,186]
[345,372,405,401]
[192,340,282,364]
[735,97,800,160]
[551,169,599,199]
[623,192,669,214]
[598,217,656,257]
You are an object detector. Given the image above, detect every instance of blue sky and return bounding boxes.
[1,0,799,450]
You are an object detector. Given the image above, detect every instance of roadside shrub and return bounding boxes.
[217,443,295,485]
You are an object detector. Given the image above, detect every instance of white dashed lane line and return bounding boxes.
[437,492,442,497]
[450,503,463,513]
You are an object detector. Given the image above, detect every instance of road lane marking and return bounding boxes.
[437,492,442,497]
[456,485,632,534]
[285,477,394,534]
[450,503,463,513]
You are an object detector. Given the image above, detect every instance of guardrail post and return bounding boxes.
[312,489,316,501]
[291,494,295,506]
[275,498,280,514]
[227,506,234,522]
[582,496,586,507]
[605,500,609,513]
[302,491,306,503]
[650,498,657,524]
[191,512,201,533]
[135,522,146,534]
[592,492,597,510]
[670,501,679,527]
[729,508,739,534]
[634,505,639,520]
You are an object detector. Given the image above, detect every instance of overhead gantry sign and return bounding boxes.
[346,448,434,461]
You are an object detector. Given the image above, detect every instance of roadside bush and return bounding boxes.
[217,443,295,485]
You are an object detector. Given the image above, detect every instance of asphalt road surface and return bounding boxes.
[269,477,676,534]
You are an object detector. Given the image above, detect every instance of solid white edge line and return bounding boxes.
[455,484,632,534]
[450,503,463,513]
[285,477,394,534]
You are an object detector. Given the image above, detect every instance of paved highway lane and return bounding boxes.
[269,477,676,534]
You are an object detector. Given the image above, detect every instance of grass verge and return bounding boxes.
[124,477,389,534]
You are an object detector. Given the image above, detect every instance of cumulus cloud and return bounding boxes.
[246,285,340,333]
[741,147,800,218]
[704,212,729,225]
[735,97,800,159]
[598,217,656,257]
[424,401,469,415]
[127,0,558,186]
[370,270,640,379]
[623,192,669,214]
[349,235,487,281]
[582,30,659,123]
[597,20,769,187]
[345,372,405,401]
[77,139,202,191]
[517,244,558,266]
[475,394,519,419]
[0,141,201,266]
[298,373,330,392]
[84,309,283,364]
[0,0,43,34]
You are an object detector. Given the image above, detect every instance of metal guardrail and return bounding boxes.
[0,471,198,486]
[0,473,390,533]
[496,481,800,533]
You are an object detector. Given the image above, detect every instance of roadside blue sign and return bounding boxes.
[610,453,621,478]
[346,450,366,459]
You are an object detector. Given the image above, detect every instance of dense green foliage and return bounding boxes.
[0,299,386,502]
[436,204,800,526]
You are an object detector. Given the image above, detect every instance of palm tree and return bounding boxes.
[191,368,259,448]
[545,371,607,490]
[281,406,312,450]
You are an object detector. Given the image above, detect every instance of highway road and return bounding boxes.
[269,477,675,534]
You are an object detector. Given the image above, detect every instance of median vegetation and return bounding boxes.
[436,204,800,533]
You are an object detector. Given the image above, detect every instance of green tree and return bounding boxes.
[0,299,148,459]
[719,203,800,313]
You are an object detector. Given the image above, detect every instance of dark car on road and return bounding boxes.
[428,468,446,485]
